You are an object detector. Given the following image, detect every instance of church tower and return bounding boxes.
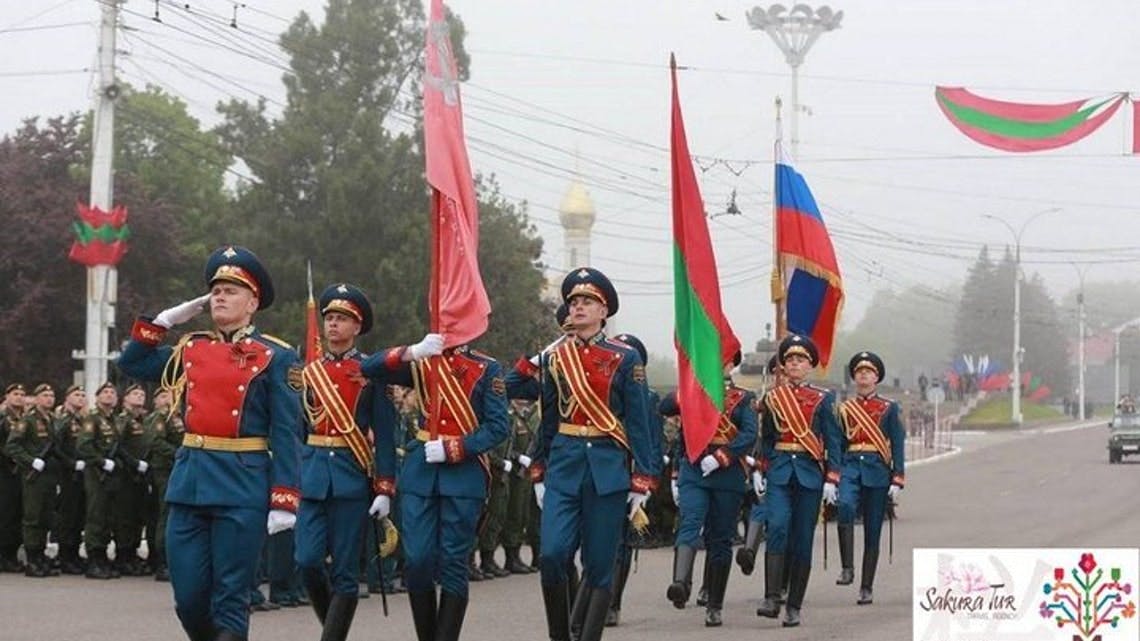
[559,179,596,270]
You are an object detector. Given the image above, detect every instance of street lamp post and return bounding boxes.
[983,207,1060,425]
[746,4,843,160]
[1070,263,1089,420]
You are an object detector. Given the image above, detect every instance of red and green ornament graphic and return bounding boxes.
[68,202,130,267]
[936,87,1128,152]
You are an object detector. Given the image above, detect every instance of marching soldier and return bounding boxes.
[0,383,26,572]
[477,436,512,579]
[144,387,184,581]
[737,355,781,576]
[606,332,661,628]
[661,352,757,627]
[294,283,398,641]
[53,385,89,575]
[530,268,660,641]
[78,381,121,580]
[755,334,842,628]
[361,331,507,641]
[835,351,905,605]
[500,399,539,574]
[5,384,60,577]
[117,245,303,641]
[114,383,153,576]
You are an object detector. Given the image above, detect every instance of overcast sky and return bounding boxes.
[4,0,1140,360]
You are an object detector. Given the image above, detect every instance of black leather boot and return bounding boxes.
[695,556,710,606]
[858,547,879,605]
[606,548,632,627]
[666,545,696,609]
[837,523,855,585]
[302,567,332,625]
[541,582,571,641]
[505,547,533,574]
[319,594,358,641]
[569,575,589,640]
[85,548,112,580]
[783,560,812,628]
[480,549,510,578]
[435,591,468,641]
[408,589,438,641]
[735,519,764,575]
[468,553,485,581]
[577,587,612,641]
[755,553,784,618]
[704,562,731,627]
[24,549,48,577]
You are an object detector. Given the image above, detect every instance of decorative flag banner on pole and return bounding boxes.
[304,261,322,365]
[935,86,1129,153]
[68,202,130,267]
[773,144,843,371]
[670,54,742,462]
[424,0,490,349]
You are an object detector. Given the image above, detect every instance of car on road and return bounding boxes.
[1107,412,1140,463]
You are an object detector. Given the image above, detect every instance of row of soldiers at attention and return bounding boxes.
[102,244,902,641]
[0,380,183,579]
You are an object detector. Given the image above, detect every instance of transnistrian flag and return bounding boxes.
[670,55,741,463]
[773,145,843,370]
[935,86,1126,153]
[423,0,490,347]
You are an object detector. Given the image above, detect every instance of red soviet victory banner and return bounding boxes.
[423,0,490,347]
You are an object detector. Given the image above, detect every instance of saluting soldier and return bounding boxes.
[0,383,26,572]
[294,284,398,641]
[661,351,757,627]
[530,268,661,641]
[114,383,154,576]
[835,351,905,605]
[78,381,121,580]
[361,330,508,641]
[144,387,184,581]
[5,384,60,577]
[117,245,302,641]
[53,385,89,575]
[755,334,842,628]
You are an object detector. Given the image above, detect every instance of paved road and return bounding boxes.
[2,419,1135,640]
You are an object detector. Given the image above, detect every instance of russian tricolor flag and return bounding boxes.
[773,145,844,370]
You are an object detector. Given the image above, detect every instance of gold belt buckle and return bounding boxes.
[578,425,588,437]
[192,434,205,447]
[324,436,334,447]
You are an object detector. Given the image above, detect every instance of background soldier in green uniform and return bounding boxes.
[53,385,89,575]
[144,388,183,581]
[78,382,121,579]
[0,383,26,572]
[113,384,153,576]
[5,384,60,577]
[476,438,512,579]
[500,399,538,574]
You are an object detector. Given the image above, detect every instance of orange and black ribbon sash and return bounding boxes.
[303,361,374,476]
[765,385,825,461]
[551,340,630,452]
[839,399,893,466]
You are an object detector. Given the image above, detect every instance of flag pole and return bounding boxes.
[428,191,443,440]
[772,96,787,339]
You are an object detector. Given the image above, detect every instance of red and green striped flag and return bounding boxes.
[670,55,741,463]
[935,86,1126,152]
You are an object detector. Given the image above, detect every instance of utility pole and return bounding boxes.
[1071,263,1088,420]
[746,4,843,160]
[74,0,120,404]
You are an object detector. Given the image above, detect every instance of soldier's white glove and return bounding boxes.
[424,439,446,464]
[102,459,116,473]
[369,495,391,519]
[154,294,211,329]
[502,460,513,474]
[822,481,838,505]
[627,491,650,519]
[517,454,532,469]
[662,454,671,466]
[745,455,757,468]
[137,461,149,474]
[74,460,85,472]
[32,458,45,472]
[534,482,545,509]
[888,484,902,501]
[407,333,445,361]
[699,454,720,477]
[671,479,679,505]
[752,471,766,498]
[267,509,296,535]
